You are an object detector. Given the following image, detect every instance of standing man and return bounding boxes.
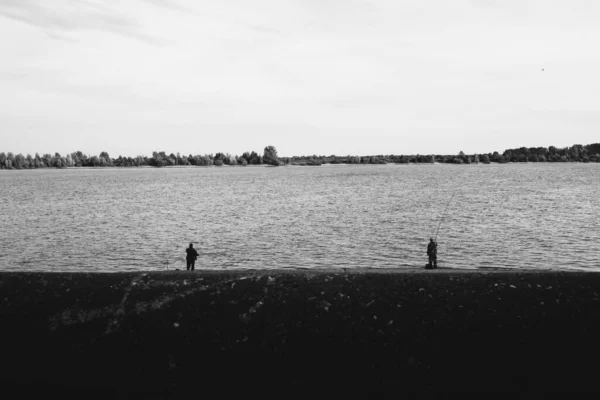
[427,238,437,269]
[186,243,199,271]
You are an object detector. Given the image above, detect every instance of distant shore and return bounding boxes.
[3,143,599,170]
[2,269,600,395]
[2,161,599,172]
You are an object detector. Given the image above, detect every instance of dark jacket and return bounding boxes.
[427,242,437,257]
[186,247,199,260]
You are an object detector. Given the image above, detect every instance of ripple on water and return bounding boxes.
[0,163,599,272]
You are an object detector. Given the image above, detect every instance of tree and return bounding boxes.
[34,154,43,168]
[151,151,167,167]
[75,151,88,166]
[195,154,212,166]
[214,152,226,164]
[586,143,600,154]
[224,153,236,165]
[263,146,280,166]
[99,151,113,166]
[570,144,583,160]
[248,151,261,165]
[13,153,25,169]
[52,153,64,168]
[241,152,251,164]
[70,152,80,166]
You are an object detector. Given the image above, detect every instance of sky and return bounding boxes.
[1,0,599,157]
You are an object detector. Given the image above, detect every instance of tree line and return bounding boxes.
[282,143,600,165]
[1,143,599,170]
[0,148,276,169]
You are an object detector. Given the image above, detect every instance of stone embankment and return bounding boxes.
[2,269,600,396]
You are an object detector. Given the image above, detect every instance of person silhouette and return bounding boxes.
[427,238,437,269]
[185,243,199,271]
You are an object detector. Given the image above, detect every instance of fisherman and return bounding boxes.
[185,243,199,271]
[427,238,437,269]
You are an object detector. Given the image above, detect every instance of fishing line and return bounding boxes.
[433,190,459,242]
[426,189,461,269]
[428,192,457,268]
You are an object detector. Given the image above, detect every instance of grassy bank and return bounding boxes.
[2,269,600,396]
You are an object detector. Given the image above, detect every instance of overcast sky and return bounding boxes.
[1,0,599,157]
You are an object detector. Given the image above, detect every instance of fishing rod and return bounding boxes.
[164,243,194,270]
[422,190,458,270]
[433,189,459,242]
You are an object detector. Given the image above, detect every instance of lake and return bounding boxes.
[1,163,598,272]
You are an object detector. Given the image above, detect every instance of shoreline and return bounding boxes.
[1,161,598,172]
[2,264,596,274]
[3,269,600,395]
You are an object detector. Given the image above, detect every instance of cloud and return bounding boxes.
[2,0,600,156]
[247,24,283,36]
[140,0,190,12]
[0,0,159,43]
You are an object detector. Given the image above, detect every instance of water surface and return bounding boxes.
[1,164,598,272]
